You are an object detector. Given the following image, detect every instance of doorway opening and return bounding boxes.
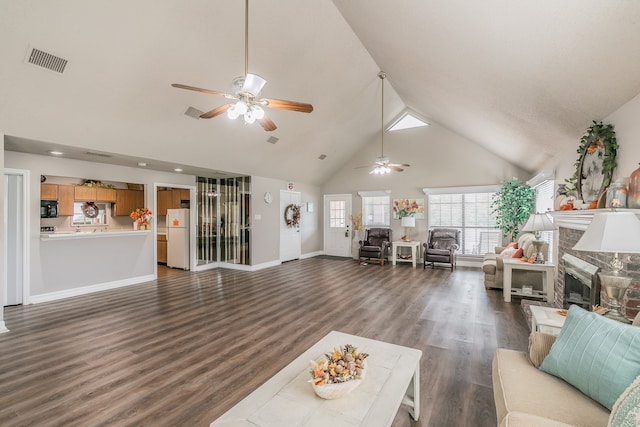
[4,169,30,307]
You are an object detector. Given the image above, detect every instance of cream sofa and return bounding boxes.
[493,313,640,427]
[482,232,549,290]
[493,339,610,427]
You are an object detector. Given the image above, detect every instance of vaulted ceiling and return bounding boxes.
[2,1,640,185]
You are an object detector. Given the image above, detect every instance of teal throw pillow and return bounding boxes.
[539,305,640,410]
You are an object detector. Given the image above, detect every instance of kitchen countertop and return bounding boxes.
[40,230,151,240]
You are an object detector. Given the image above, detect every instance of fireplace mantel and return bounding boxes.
[550,209,640,231]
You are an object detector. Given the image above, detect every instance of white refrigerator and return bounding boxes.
[167,208,190,270]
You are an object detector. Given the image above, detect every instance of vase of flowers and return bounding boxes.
[309,344,368,400]
[130,207,152,230]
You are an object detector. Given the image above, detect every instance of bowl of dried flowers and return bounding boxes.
[308,344,369,400]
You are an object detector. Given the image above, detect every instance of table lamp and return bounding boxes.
[522,212,556,263]
[573,211,640,323]
[401,216,415,241]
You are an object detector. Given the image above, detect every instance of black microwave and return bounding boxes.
[41,200,59,218]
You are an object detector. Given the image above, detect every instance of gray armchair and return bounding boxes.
[423,228,460,271]
[358,228,392,266]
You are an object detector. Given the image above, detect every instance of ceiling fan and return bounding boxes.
[171,0,313,132]
[368,72,410,174]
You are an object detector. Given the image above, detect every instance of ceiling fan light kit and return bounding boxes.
[368,71,410,175]
[171,0,313,131]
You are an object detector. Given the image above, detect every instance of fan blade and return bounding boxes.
[389,163,411,167]
[258,115,277,132]
[199,104,231,119]
[260,98,314,113]
[172,83,233,98]
[389,165,404,172]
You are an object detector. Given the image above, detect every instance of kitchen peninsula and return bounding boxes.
[35,175,156,303]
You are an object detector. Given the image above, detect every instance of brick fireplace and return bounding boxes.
[554,212,640,320]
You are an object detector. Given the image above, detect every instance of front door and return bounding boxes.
[323,194,352,257]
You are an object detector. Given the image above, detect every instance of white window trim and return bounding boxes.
[423,185,500,195]
[357,190,391,197]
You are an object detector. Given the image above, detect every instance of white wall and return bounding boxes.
[541,92,640,194]
[322,120,529,241]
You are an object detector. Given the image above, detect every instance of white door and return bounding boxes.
[280,190,301,262]
[4,170,29,306]
[323,194,352,257]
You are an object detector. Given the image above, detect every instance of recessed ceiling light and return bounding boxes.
[137,162,147,167]
[49,150,64,156]
[174,168,183,172]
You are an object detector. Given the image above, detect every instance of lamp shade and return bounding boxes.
[401,216,416,228]
[522,212,556,233]
[573,212,640,253]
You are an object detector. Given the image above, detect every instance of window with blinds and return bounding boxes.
[533,179,555,261]
[362,196,390,227]
[428,192,499,256]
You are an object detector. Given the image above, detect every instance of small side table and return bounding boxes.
[530,305,566,336]
[391,241,421,268]
[502,258,555,303]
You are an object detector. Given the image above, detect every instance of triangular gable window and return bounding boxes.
[387,111,430,131]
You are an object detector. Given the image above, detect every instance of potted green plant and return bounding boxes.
[491,178,535,241]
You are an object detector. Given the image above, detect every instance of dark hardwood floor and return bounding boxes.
[0,258,529,427]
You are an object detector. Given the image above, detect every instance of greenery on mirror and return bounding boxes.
[563,121,617,203]
[491,178,535,241]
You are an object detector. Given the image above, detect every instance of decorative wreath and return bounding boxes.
[284,204,301,228]
[81,202,100,218]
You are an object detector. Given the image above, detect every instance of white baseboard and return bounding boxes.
[29,274,156,304]
[301,250,323,259]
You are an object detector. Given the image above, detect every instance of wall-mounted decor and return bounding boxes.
[565,121,618,207]
[393,198,425,219]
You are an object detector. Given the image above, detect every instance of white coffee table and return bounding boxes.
[391,241,421,268]
[210,330,422,427]
[530,305,566,336]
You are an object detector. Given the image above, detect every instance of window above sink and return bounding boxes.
[72,202,109,225]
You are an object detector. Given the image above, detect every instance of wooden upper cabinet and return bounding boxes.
[172,188,190,207]
[114,189,144,216]
[57,185,75,216]
[96,188,117,202]
[41,184,58,200]
[75,186,97,201]
[157,190,173,216]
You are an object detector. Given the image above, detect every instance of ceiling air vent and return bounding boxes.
[85,151,113,158]
[267,136,279,144]
[184,106,204,120]
[26,47,68,74]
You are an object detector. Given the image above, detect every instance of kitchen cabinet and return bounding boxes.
[157,190,173,216]
[157,234,167,264]
[58,185,75,216]
[75,186,96,201]
[172,188,190,207]
[41,183,58,200]
[96,188,117,202]
[114,189,144,216]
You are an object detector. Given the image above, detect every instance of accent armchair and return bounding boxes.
[423,228,461,271]
[358,228,392,266]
